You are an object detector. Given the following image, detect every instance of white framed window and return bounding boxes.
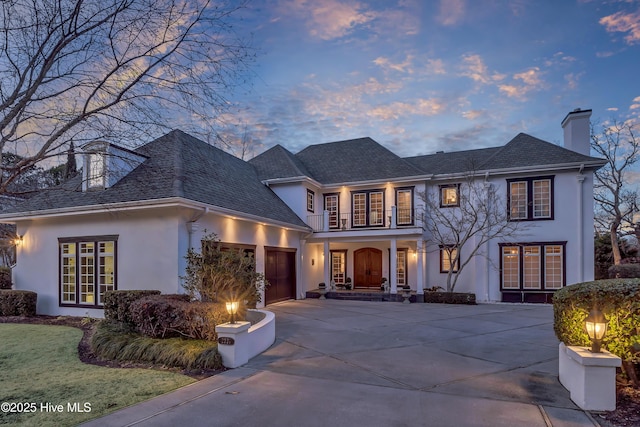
[369,192,383,226]
[396,188,413,225]
[440,246,459,273]
[545,245,564,289]
[501,246,520,289]
[87,152,105,189]
[307,189,315,212]
[507,176,554,220]
[523,246,541,289]
[324,194,339,229]
[396,249,407,286]
[440,184,460,207]
[59,236,117,307]
[352,193,367,227]
[533,179,551,218]
[509,182,527,220]
[500,242,565,291]
[351,190,385,227]
[331,250,346,284]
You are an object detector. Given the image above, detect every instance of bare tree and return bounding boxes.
[0,0,253,195]
[420,174,525,292]
[591,120,639,265]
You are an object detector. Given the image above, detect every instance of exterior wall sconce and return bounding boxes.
[13,235,23,246]
[225,301,239,324]
[585,308,607,353]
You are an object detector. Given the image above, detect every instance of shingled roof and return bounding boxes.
[1,130,309,229]
[405,133,604,176]
[249,144,312,181]
[250,137,425,184]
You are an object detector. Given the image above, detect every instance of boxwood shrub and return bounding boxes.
[608,264,640,279]
[0,290,37,316]
[103,290,161,325]
[0,266,12,289]
[553,279,640,365]
[129,295,227,341]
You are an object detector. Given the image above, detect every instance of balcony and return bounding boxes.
[306,207,423,232]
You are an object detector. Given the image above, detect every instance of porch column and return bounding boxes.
[390,238,397,294]
[323,239,331,286]
[416,239,424,295]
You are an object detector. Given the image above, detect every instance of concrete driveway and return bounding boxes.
[82,299,600,427]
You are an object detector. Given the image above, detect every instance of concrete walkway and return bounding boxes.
[81,299,600,427]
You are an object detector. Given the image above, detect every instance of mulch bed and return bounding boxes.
[0,315,225,380]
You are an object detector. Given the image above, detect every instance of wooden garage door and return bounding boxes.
[265,248,296,304]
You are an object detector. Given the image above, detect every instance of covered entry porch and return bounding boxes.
[306,228,426,300]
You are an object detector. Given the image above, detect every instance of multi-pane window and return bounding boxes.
[324,194,339,229]
[87,152,105,189]
[507,176,553,220]
[523,246,541,289]
[545,245,564,289]
[369,192,383,226]
[501,246,520,289]
[353,193,367,226]
[396,188,413,225]
[59,236,117,307]
[509,182,527,219]
[440,246,459,273]
[352,190,384,227]
[331,250,346,284]
[61,243,76,303]
[533,180,551,218]
[440,184,460,207]
[500,243,565,291]
[307,189,315,212]
[396,249,407,286]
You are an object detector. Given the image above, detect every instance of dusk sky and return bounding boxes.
[222,0,640,158]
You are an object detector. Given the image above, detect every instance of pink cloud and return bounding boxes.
[600,10,640,45]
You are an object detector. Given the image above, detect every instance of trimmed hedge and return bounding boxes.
[129,295,227,340]
[608,264,640,279]
[0,290,37,316]
[0,266,11,289]
[423,291,476,305]
[103,290,161,325]
[553,279,640,364]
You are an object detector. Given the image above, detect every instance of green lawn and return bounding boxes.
[0,324,196,427]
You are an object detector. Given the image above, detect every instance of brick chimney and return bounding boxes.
[561,108,592,155]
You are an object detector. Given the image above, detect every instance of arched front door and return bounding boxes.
[354,248,382,289]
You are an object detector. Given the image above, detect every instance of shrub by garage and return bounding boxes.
[129,294,227,341]
[103,290,161,325]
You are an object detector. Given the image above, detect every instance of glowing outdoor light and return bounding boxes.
[13,235,23,246]
[585,308,607,353]
[225,301,239,324]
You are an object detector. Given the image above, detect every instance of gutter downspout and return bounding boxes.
[484,172,491,302]
[577,164,585,282]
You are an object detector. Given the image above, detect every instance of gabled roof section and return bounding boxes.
[405,133,605,176]
[479,133,602,170]
[249,144,312,181]
[405,147,502,175]
[1,130,309,229]
[294,137,425,184]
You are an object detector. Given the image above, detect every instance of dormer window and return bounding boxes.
[87,151,106,189]
[80,140,147,192]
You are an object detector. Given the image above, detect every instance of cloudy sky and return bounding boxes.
[221,0,640,158]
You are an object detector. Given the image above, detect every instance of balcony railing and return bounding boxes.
[306,207,423,232]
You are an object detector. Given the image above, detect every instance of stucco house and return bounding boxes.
[0,109,605,316]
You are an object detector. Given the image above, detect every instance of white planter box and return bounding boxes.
[558,342,621,411]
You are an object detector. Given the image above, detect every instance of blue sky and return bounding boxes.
[221,0,640,159]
